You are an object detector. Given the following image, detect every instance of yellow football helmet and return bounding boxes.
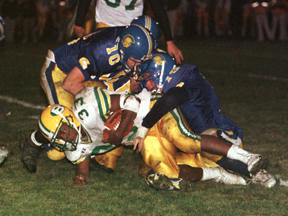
[38,104,81,151]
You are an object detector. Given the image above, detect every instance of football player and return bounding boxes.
[37,86,144,186]
[132,51,242,149]
[35,86,275,188]
[40,24,155,108]
[73,0,184,64]
[21,24,155,172]
[128,51,279,188]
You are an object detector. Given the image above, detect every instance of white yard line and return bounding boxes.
[248,74,288,83]
[206,69,288,83]
[0,95,45,110]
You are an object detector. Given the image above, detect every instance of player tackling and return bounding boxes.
[21,85,287,189]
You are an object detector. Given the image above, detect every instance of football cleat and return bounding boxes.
[247,154,267,175]
[20,134,42,173]
[212,167,247,185]
[250,169,276,188]
[0,145,8,166]
[145,172,184,191]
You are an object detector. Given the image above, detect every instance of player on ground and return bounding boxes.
[127,51,278,188]
[34,86,271,188]
[132,51,242,151]
[37,87,143,185]
[21,24,155,172]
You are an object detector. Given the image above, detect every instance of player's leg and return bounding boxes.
[159,110,265,176]
[142,119,246,190]
[142,133,183,191]
[20,130,48,173]
[40,50,74,108]
[93,146,124,172]
[179,165,246,185]
[159,109,202,154]
[142,134,179,178]
[21,125,65,172]
[188,134,265,175]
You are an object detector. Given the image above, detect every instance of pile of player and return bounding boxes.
[21,15,288,190]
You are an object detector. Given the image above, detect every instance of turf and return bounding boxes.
[0,38,288,215]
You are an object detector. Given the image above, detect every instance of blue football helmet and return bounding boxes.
[117,24,155,69]
[0,16,6,42]
[137,51,177,92]
[131,15,160,49]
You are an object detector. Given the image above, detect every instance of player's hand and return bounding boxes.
[129,77,140,93]
[166,41,184,64]
[133,137,144,152]
[74,25,86,37]
[102,129,123,145]
[73,174,88,186]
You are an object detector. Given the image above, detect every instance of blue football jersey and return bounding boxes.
[163,64,242,138]
[53,27,125,80]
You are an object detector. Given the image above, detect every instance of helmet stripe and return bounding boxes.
[137,25,153,58]
[38,119,51,138]
[145,16,151,31]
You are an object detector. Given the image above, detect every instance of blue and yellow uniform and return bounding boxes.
[40,27,125,108]
[142,64,242,142]
[40,27,129,166]
[162,64,242,139]
[140,64,248,178]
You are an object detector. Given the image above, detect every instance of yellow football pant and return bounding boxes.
[141,111,222,179]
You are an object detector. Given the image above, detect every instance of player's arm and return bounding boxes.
[148,0,184,64]
[74,0,94,37]
[62,67,85,95]
[103,95,140,145]
[133,87,189,151]
[73,157,90,186]
[142,87,189,128]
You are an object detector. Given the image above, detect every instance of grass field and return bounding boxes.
[0,38,288,216]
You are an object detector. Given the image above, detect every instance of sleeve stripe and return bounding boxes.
[94,87,111,122]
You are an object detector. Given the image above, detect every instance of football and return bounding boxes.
[102,109,134,142]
